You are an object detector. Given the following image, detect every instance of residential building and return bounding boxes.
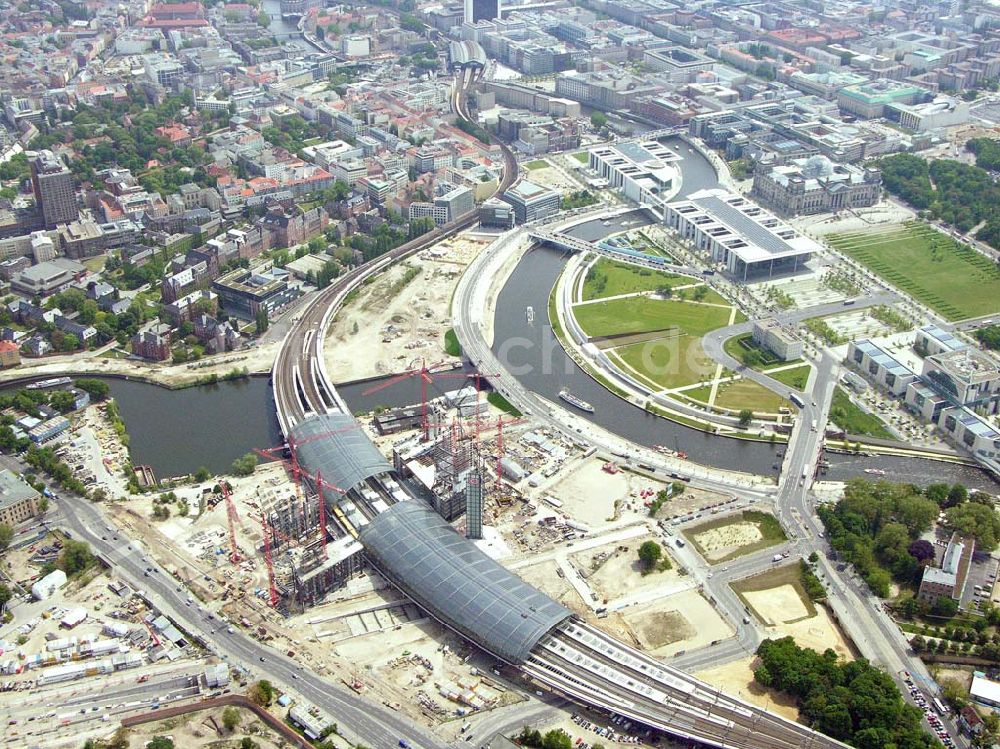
[132,326,172,362]
[0,340,20,368]
[751,156,882,217]
[31,150,79,229]
[751,319,803,361]
[501,180,560,224]
[917,532,973,605]
[0,469,40,526]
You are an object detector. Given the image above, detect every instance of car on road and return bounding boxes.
[259,657,265,662]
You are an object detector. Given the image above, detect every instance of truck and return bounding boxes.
[810,419,818,432]
[772,554,783,563]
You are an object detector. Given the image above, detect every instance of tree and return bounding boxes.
[910,634,926,652]
[947,483,969,507]
[907,539,935,564]
[222,706,240,732]
[637,540,662,571]
[249,679,274,706]
[944,501,1000,551]
[58,540,93,576]
[231,452,258,476]
[239,739,258,749]
[255,309,269,336]
[590,111,608,129]
[742,348,764,368]
[738,409,753,427]
[147,738,174,749]
[257,10,269,26]
[541,729,573,749]
[195,466,211,482]
[0,522,12,551]
[933,596,959,618]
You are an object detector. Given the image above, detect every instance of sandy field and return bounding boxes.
[574,534,680,602]
[744,584,810,625]
[745,584,854,658]
[325,236,490,382]
[550,459,667,528]
[692,522,763,563]
[517,559,590,616]
[621,590,732,657]
[523,162,587,193]
[694,657,800,722]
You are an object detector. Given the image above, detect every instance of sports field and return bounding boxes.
[827,223,1000,320]
[582,258,693,301]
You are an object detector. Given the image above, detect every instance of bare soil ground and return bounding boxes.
[620,590,732,657]
[574,535,680,602]
[325,236,489,382]
[124,706,295,749]
[691,521,763,563]
[694,657,800,722]
[517,559,590,617]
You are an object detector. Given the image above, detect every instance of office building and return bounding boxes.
[751,319,803,361]
[751,156,882,217]
[665,188,820,281]
[436,186,475,224]
[846,339,919,396]
[588,141,680,212]
[0,469,40,526]
[465,0,500,23]
[502,180,560,224]
[212,265,299,320]
[465,470,484,540]
[921,348,1000,414]
[479,198,515,229]
[31,150,79,229]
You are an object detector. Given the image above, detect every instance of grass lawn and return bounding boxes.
[722,332,802,369]
[487,390,521,417]
[582,258,693,301]
[713,378,789,413]
[525,159,550,170]
[764,364,811,390]
[615,335,715,390]
[571,152,588,164]
[574,297,734,339]
[829,386,893,439]
[443,328,461,357]
[683,510,787,564]
[731,563,817,623]
[827,222,1000,321]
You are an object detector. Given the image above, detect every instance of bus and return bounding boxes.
[932,697,948,716]
[789,393,805,408]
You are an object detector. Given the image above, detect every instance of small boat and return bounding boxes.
[864,468,886,476]
[654,445,688,460]
[27,377,72,390]
[559,389,594,413]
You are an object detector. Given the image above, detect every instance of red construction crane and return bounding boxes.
[220,480,241,564]
[260,512,279,607]
[362,360,497,441]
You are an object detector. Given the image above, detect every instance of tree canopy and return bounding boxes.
[818,478,940,596]
[754,637,936,748]
[943,500,1000,551]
